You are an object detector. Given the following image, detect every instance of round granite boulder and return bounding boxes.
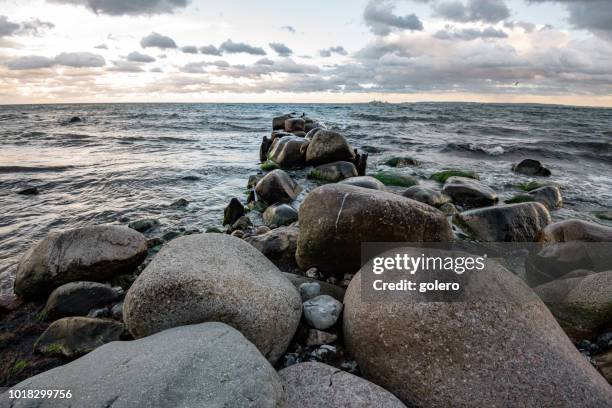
[123,233,301,363]
[305,130,355,165]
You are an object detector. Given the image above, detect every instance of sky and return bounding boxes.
[0,0,611,106]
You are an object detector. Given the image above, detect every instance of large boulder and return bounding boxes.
[279,362,406,408]
[513,158,551,176]
[34,317,125,358]
[442,176,498,209]
[454,202,551,242]
[308,161,357,182]
[296,184,453,274]
[525,220,612,287]
[42,281,120,321]
[267,135,308,169]
[305,130,355,165]
[245,226,299,271]
[402,186,451,208]
[339,176,385,190]
[255,169,302,205]
[4,323,285,407]
[534,271,612,340]
[123,234,301,363]
[530,185,563,209]
[14,225,147,300]
[343,247,612,407]
[285,118,305,132]
[273,113,294,130]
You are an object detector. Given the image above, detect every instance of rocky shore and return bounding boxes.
[1,112,612,407]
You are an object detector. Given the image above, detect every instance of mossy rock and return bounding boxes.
[9,360,29,377]
[505,194,535,204]
[260,160,280,171]
[384,156,420,167]
[594,211,612,221]
[430,170,479,183]
[247,200,269,213]
[518,180,545,192]
[372,171,419,187]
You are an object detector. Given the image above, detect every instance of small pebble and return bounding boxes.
[306,329,338,347]
[305,267,321,280]
[303,295,343,330]
[309,345,337,363]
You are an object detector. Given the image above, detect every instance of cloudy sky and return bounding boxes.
[1,0,611,106]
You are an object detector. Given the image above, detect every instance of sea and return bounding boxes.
[1,102,611,298]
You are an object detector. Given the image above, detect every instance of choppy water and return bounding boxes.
[1,102,611,297]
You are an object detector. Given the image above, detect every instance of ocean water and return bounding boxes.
[1,102,611,297]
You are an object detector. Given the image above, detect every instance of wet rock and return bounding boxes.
[161,229,181,241]
[454,202,551,242]
[260,135,274,162]
[42,281,119,321]
[537,219,612,243]
[285,118,305,132]
[306,130,355,165]
[111,302,123,321]
[231,215,252,231]
[87,307,111,318]
[343,248,612,407]
[296,184,453,274]
[299,282,321,302]
[439,202,458,215]
[305,329,337,347]
[267,135,308,169]
[530,185,563,209]
[247,174,262,190]
[442,176,498,209]
[273,113,295,130]
[283,273,345,303]
[128,218,160,232]
[513,158,552,176]
[430,169,479,183]
[263,204,298,227]
[339,175,385,190]
[384,156,420,167]
[14,225,147,300]
[402,185,450,208]
[223,197,245,226]
[245,226,298,271]
[231,230,245,238]
[7,323,284,408]
[17,186,39,195]
[353,149,368,176]
[303,295,343,330]
[534,271,612,340]
[255,225,271,235]
[279,362,406,408]
[123,234,301,363]
[372,171,418,187]
[308,161,357,182]
[181,174,200,181]
[34,317,124,358]
[255,169,302,205]
[68,116,81,123]
[169,198,189,208]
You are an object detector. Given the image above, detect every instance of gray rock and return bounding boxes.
[343,247,612,407]
[87,307,111,318]
[285,118,305,132]
[245,226,299,271]
[303,295,343,330]
[273,113,294,130]
[232,215,253,230]
[442,176,498,209]
[439,202,458,215]
[42,281,119,321]
[267,135,308,169]
[34,317,124,358]
[255,169,302,205]
[123,234,301,363]
[224,197,246,226]
[306,329,337,347]
[339,176,385,190]
[111,302,124,321]
[513,158,551,176]
[283,273,345,303]
[299,282,321,302]
[306,130,355,165]
[530,185,563,209]
[402,185,451,208]
[128,218,159,232]
[308,161,358,182]
[454,202,551,242]
[263,204,298,227]
[17,186,39,195]
[14,225,147,300]
[169,198,189,208]
[537,219,612,243]
[279,362,406,408]
[6,323,285,407]
[296,184,453,274]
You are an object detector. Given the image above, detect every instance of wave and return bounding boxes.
[0,165,74,174]
[444,143,505,156]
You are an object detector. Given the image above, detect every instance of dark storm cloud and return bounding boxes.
[47,0,190,16]
[363,0,424,36]
[433,0,510,23]
[269,42,293,57]
[319,46,348,57]
[527,0,612,38]
[127,51,156,63]
[140,32,177,49]
[199,45,222,56]
[219,39,266,55]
